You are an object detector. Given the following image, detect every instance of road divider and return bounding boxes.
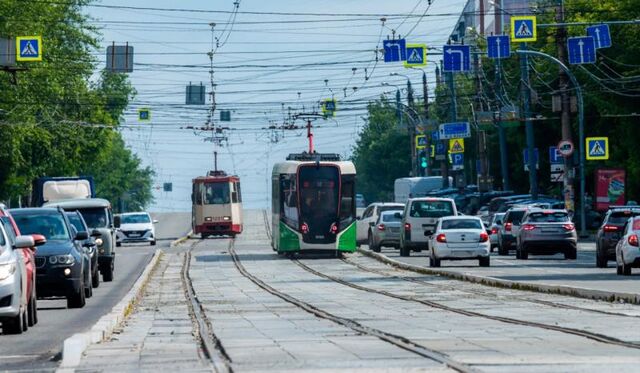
[171,230,192,247]
[358,248,640,305]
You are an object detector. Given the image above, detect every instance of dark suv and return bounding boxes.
[11,208,90,308]
[596,206,640,268]
[66,211,101,289]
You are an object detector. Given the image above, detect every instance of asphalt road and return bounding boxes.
[0,212,191,372]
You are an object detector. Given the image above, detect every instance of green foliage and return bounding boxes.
[352,98,410,202]
[0,0,153,210]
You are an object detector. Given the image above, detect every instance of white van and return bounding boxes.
[399,197,458,257]
[394,177,452,204]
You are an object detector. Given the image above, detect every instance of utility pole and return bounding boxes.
[474,53,488,191]
[407,79,417,177]
[423,71,431,176]
[445,69,456,189]
[556,0,575,212]
[519,43,538,199]
[495,59,510,190]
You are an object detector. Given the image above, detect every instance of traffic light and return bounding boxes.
[419,151,428,174]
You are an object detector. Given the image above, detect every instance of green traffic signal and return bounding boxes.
[420,156,428,169]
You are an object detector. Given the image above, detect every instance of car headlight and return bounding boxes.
[0,261,16,281]
[95,238,103,246]
[52,255,75,266]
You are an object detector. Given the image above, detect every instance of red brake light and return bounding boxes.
[436,233,447,243]
[491,227,498,234]
[563,223,575,231]
[479,232,489,242]
[404,223,411,232]
[522,224,536,231]
[301,223,309,234]
[603,225,619,232]
[505,222,512,232]
[377,224,385,231]
[629,234,639,247]
[329,223,338,234]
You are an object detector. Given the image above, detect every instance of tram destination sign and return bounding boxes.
[438,122,470,140]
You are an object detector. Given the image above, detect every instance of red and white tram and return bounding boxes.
[192,171,243,238]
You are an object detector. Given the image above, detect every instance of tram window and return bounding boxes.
[231,182,238,203]
[236,182,242,203]
[339,175,355,225]
[280,176,298,225]
[204,183,230,204]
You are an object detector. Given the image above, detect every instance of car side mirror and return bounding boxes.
[15,235,35,249]
[90,229,102,238]
[75,231,89,241]
[394,212,403,219]
[31,234,47,247]
[114,215,121,228]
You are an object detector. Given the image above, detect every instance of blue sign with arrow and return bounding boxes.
[586,24,611,49]
[487,35,510,59]
[567,36,596,64]
[443,45,470,73]
[439,122,470,139]
[383,39,407,62]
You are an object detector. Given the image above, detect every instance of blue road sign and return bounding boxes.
[431,130,439,141]
[511,17,537,42]
[436,142,446,155]
[383,39,406,62]
[451,153,464,170]
[549,147,563,165]
[16,36,42,62]
[487,35,510,59]
[443,45,470,73]
[404,44,426,67]
[586,24,611,49]
[567,36,596,65]
[586,137,609,160]
[523,148,539,171]
[439,122,470,140]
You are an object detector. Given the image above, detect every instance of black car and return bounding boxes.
[596,206,640,268]
[10,207,90,308]
[66,211,101,289]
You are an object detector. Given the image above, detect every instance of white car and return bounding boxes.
[616,217,640,276]
[399,197,458,257]
[356,203,404,246]
[429,216,490,268]
[488,213,505,251]
[0,226,34,334]
[116,212,157,246]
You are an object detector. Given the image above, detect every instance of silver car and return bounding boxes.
[488,213,505,251]
[615,216,640,276]
[0,226,34,334]
[516,209,577,260]
[368,210,403,252]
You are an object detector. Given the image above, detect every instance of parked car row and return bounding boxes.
[595,206,640,276]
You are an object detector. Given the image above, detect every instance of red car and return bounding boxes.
[0,205,44,328]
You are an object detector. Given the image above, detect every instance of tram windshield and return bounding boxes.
[204,182,230,205]
[299,166,340,240]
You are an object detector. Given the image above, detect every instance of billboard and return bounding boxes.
[595,168,626,211]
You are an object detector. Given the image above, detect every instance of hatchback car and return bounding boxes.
[400,197,458,257]
[11,208,90,308]
[429,216,490,267]
[356,203,404,246]
[615,217,640,276]
[0,227,35,334]
[516,209,577,260]
[596,206,640,268]
[368,210,403,252]
[116,212,157,246]
[497,207,529,255]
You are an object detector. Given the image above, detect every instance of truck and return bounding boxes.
[32,177,119,282]
[394,177,453,204]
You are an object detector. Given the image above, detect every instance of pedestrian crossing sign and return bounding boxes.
[16,36,42,61]
[449,138,464,154]
[138,108,151,121]
[404,44,426,67]
[586,137,609,160]
[415,134,427,149]
[511,16,537,43]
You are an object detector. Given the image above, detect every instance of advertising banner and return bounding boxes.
[595,168,626,211]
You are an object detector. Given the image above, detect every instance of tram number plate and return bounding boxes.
[315,235,324,239]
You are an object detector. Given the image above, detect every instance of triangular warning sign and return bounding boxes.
[407,49,422,63]
[516,21,533,37]
[590,141,605,156]
[450,139,464,153]
[21,41,37,56]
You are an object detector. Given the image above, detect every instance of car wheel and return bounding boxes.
[400,244,410,257]
[430,254,441,268]
[2,311,23,335]
[27,295,36,327]
[103,262,114,282]
[68,279,86,309]
[498,240,508,256]
[596,247,607,268]
[150,240,156,246]
[519,246,528,260]
[622,259,632,276]
[21,308,28,332]
[368,232,380,253]
[565,246,577,260]
[92,268,100,288]
[116,241,122,247]
[85,282,93,298]
[617,262,623,275]
[479,256,490,267]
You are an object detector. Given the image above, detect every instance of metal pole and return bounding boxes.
[519,43,538,199]
[515,49,586,236]
[495,58,510,190]
[423,71,431,176]
[445,71,456,188]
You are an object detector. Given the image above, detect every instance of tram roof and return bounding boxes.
[272,160,356,175]
[193,175,240,183]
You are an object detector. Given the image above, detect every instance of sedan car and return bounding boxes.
[116,212,157,246]
[615,217,640,276]
[497,207,528,255]
[429,216,490,268]
[11,208,90,308]
[0,228,35,334]
[596,206,640,268]
[516,209,577,260]
[488,213,505,252]
[368,210,403,252]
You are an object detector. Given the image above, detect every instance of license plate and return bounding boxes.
[390,228,399,233]
[129,233,140,237]
[542,229,557,233]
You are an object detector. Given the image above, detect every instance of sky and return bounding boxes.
[86,0,468,211]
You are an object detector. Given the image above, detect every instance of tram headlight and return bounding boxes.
[301,223,309,234]
[205,217,213,222]
[223,216,231,221]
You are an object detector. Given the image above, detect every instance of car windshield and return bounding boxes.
[66,213,86,233]
[382,213,402,222]
[77,208,109,228]
[121,214,151,224]
[13,213,70,240]
[608,211,640,225]
[506,211,526,224]
[378,205,404,214]
[527,212,570,223]
[409,200,454,218]
[441,219,482,230]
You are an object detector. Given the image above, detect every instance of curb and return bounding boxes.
[56,249,164,372]
[358,248,640,305]
[171,230,192,247]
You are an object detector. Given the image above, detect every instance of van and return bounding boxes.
[394,177,453,204]
[399,197,458,257]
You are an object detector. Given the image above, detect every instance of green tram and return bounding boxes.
[271,153,357,255]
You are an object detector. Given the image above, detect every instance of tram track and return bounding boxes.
[182,239,233,373]
[227,240,477,373]
[291,258,640,351]
[342,257,640,320]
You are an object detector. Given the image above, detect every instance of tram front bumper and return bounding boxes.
[196,222,241,235]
